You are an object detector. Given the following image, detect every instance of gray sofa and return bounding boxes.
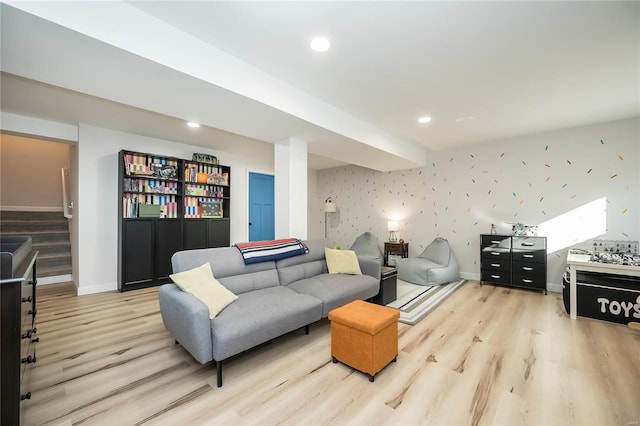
[158,238,380,387]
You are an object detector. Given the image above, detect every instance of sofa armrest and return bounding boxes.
[359,258,381,280]
[158,284,213,364]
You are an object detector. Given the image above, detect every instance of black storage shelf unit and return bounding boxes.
[480,234,547,294]
[118,150,231,291]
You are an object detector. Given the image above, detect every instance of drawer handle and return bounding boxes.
[522,279,534,283]
[490,274,502,279]
[21,328,37,339]
[21,392,31,401]
[522,267,534,271]
[491,240,502,244]
[21,296,32,303]
[522,254,534,258]
[490,252,501,256]
[522,242,535,246]
[21,355,36,364]
[491,263,501,267]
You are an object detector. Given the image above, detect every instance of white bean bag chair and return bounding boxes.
[349,232,384,265]
[396,237,460,286]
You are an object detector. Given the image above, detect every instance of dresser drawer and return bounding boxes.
[512,249,545,263]
[481,258,510,271]
[481,235,511,249]
[512,260,546,276]
[481,248,511,262]
[481,270,511,285]
[512,273,546,290]
[512,237,546,251]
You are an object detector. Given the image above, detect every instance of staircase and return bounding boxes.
[0,211,72,279]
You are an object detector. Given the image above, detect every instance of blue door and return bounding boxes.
[249,172,275,241]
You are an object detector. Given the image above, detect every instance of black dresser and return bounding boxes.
[480,234,547,294]
[1,249,38,426]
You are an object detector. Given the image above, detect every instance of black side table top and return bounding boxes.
[381,266,397,277]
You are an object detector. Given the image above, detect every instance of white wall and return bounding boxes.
[76,124,274,294]
[0,133,72,210]
[307,169,324,240]
[316,118,640,291]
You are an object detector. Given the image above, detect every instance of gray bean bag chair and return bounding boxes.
[396,237,460,286]
[349,232,384,264]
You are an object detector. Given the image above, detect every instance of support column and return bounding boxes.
[274,138,307,239]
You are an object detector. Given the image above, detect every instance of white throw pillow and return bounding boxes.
[170,263,238,319]
[325,248,362,275]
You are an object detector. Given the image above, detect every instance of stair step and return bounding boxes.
[1,211,72,278]
[0,230,69,243]
[1,211,66,221]
[38,265,72,278]
[1,221,69,233]
[38,252,72,261]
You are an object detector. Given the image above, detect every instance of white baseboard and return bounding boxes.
[460,271,480,281]
[547,282,562,293]
[38,274,73,285]
[77,281,118,295]
[461,271,562,293]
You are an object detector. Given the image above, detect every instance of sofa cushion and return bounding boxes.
[276,238,331,286]
[210,286,323,361]
[169,263,238,319]
[325,248,362,275]
[286,273,379,317]
[172,246,280,294]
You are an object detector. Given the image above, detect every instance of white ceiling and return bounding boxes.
[1,1,638,171]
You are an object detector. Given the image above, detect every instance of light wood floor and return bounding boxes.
[22,281,640,426]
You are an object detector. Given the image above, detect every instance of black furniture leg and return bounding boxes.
[216,360,223,387]
[304,324,310,335]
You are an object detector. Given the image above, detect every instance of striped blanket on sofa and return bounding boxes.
[235,238,309,264]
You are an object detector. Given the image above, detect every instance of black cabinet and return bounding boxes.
[183,219,230,250]
[480,234,547,294]
[480,235,511,285]
[0,250,38,426]
[119,219,182,290]
[118,150,231,291]
[374,266,398,305]
[156,219,183,280]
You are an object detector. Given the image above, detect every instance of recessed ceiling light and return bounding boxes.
[187,121,200,128]
[310,36,331,53]
[418,116,432,124]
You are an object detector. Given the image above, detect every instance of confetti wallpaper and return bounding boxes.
[313,118,639,290]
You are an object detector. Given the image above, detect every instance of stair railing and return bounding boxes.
[61,168,73,219]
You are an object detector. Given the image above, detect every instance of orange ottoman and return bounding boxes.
[328,300,400,382]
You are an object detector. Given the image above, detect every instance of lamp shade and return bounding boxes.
[325,199,337,213]
[387,221,399,232]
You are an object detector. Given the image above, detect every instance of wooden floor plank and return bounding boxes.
[20,281,640,425]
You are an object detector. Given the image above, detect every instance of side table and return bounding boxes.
[374,266,398,305]
[384,242,408,266]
